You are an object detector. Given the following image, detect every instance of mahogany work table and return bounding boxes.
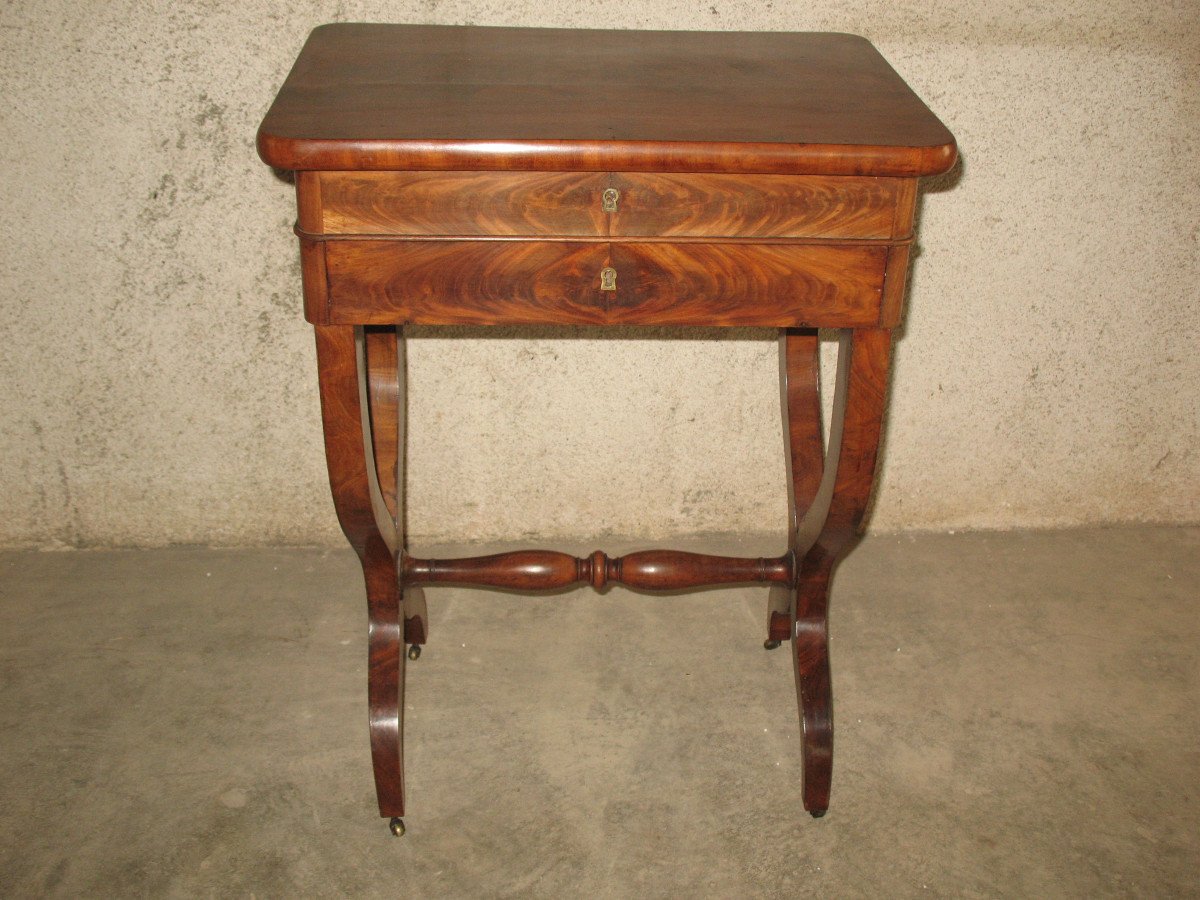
[257,23,956,835]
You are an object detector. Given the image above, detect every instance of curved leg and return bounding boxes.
[770,328,825,645]
[793,567,833,815]
[364,327,428,651]
[316,325,406,819]
[784,328,893,816]
[364,538,405,820]
[781,329,826,527]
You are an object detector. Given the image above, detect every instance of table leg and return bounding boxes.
[768,329,825,646]
[782,327,893,817]
[364,327,428,652]
[315,325,412,822]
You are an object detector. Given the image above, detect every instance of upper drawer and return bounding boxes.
[608,174,901,239]
[316,172,610,236]
[308,172,907,239]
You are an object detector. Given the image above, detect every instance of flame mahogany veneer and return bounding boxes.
[315,171,904,239]
[258,23,955,829]
[319,239,894,328]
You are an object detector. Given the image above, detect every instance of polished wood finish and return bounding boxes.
[788,329,894,814]
[365,328,400,522]
[610,174,903,239]
[295,171,324,232]
[880,178,920,327]
[318,171,610,236]
[768,329,826,644]
[362,326,428,648]
[260,24,954,827]
[258,25,956,176]
[610,243,887,327]
[296,173,331,325]
[316,171,903,239]
[405,549,792,592]
[314,325,405,818]
[320,239,890,328]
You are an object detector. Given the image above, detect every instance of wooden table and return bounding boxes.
[257,23,956,835]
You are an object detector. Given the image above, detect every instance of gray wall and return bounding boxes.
[1,1,1197,549]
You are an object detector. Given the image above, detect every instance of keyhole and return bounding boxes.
[599,267,617,291]
[602,188,620,213]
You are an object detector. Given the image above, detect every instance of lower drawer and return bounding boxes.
[317,240,888,327]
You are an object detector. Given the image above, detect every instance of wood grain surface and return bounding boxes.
[610,174,901,239]
[767,329,826,644]
[314,325,405,818]
[609,242,886,327]
[788,328,894,816]
[319,171,609,236]
[321,240,888,327]
[258,25,957,176]
[362,327,428,649]
[317,171,904,239]
[266,23,954,828]
[404,549,792,592]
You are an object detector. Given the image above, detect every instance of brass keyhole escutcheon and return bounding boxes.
[602,187,620,213]
[599,266,617,291]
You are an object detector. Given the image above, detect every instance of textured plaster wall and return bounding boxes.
[0,1,1196,549]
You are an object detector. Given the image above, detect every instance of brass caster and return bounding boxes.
[763,639,782,650]
[389,817,406,836]
[407,644,421,661]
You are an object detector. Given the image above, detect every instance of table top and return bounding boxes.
[257,24,955,177]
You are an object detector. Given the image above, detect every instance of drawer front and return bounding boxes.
[312,172,905,240]
[318,172,610,236]
[608,242,887,324]
[321,240,888,327]
[609,174,900,239]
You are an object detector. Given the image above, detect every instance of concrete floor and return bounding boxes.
[0,528,1196,897]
